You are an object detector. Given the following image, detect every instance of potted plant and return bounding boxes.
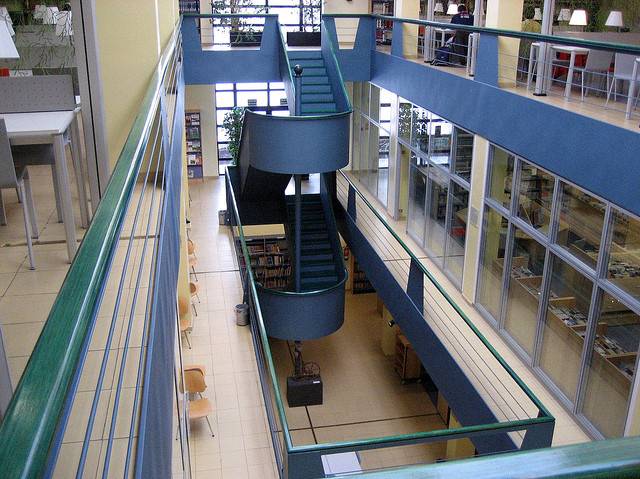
[222,107,245,164]
[287,0,322,47]
[211,0,266,47]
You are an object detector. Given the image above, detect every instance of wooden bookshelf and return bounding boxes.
[348,254,375,294]
[185,111,203,179]
[239,236,291,291]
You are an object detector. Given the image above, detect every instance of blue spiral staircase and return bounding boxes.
[227,40,351,340]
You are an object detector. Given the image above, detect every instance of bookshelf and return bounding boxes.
[348,254,375,294]
[372,0,394,45]
[239,236,291,290]
[179,0,200,13]
[186,111,203,179]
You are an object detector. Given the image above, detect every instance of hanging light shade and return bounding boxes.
[446,3,459,15]
[605,10,624,27]
[533,8,542,21]
[434,2,444,14]
[557,8,571,22]
[569,9,587,26]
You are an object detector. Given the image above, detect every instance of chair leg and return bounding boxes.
[182,330,192,349]
[205,416,215,437]
[51,165,63,223]
[191,302,198,317]
[605,78,615,108]
[0,190,6,226]
[18,182,35,270]
[191,265,198,281]
[23,170,39,239]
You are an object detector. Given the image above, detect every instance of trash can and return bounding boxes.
[235,303,249,326]
[218,210,227,226]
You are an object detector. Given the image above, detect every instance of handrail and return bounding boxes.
[183,13,278,18]
[275,17,295,114]
[321,19,352,113]
[324,13,640,55]
[337,170,553,420]
[224,169,294,451]
[0,23,180,478]
[353,436,640,478]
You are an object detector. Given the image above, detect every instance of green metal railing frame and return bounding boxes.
[337,170,552,420]
[324,13,640,55]
[0,24,180,479]
[224,168,555,467]
[354,435,640,478]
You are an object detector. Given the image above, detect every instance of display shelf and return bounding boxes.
[238,235,291,291]
[179,0,200,13]
[185,111,203,179]
[372,0,394,45]
[394,333,422,383]
[349,254,375,294]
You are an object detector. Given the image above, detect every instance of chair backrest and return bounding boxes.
[0,119,18,189]
[585,50,614,72]
[614,53,639,78]
[0,75,75,113]
[184,368,207,394]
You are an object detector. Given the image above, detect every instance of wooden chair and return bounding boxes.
[179,296,192,348]
[190,281,200,317]
[183,368,215,437]
[187,238,196,257]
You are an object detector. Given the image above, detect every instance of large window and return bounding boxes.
[397,99,473,286]
[215,82,288,175]
[351,83,393,207]
[477,143,640,439]
[212,0,321,32]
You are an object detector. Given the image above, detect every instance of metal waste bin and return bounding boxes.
[218,210,227,226]
[235,303,249,326]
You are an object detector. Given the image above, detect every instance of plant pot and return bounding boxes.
[230,30,263,47]
[287,31,321,47]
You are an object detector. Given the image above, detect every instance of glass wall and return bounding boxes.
[215,82,288,175]
[477,143,640,439]
[351,83,394,207]
[398,100,473,287]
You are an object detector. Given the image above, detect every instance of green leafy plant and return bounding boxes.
[211,0,266,44]
[222,107,245,163]
[301,0,321,32]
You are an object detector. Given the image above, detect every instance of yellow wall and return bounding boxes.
[324,0,369,45]
[95,0,178,169]
[185,85,218,177]
[462,136,489,302]
[395,0,420,58]
[485,0,524,87]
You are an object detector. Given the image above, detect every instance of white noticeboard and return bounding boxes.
[321,452,362,476]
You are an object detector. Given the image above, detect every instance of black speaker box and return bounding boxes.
[286,375,323,407]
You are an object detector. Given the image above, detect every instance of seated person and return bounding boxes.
[450,4,474,65]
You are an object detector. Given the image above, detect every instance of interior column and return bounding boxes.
[485,0,525,87]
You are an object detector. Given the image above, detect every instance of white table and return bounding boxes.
[2,110,86,262]
[527,43,590,98]
[626,57,640,120]
[550,45,590,98]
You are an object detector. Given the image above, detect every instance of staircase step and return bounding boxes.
[301,253,333,262]
[293,67,327,77]
[288,50,322,60]
[301,103,337,114]
[300,232,329,241]
[301,76,329,85]
[300,262,336,274]
[290,58,324,68]
[301,93,335,103]
[301,268,337,279]
[301,277,339,290]
[300,84,332,94]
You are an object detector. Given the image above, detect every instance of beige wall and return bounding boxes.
[324,0,369,45]
[185,85,218,177]
[462,136,489,302]
[95,0,178,169]
[485,0,524,87]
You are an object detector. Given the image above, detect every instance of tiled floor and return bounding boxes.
[181,177,279,479]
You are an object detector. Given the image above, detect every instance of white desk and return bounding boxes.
[550,45,590,98]
[626,58,640,120]
[527,43,590,98]
[2,110,84,262]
